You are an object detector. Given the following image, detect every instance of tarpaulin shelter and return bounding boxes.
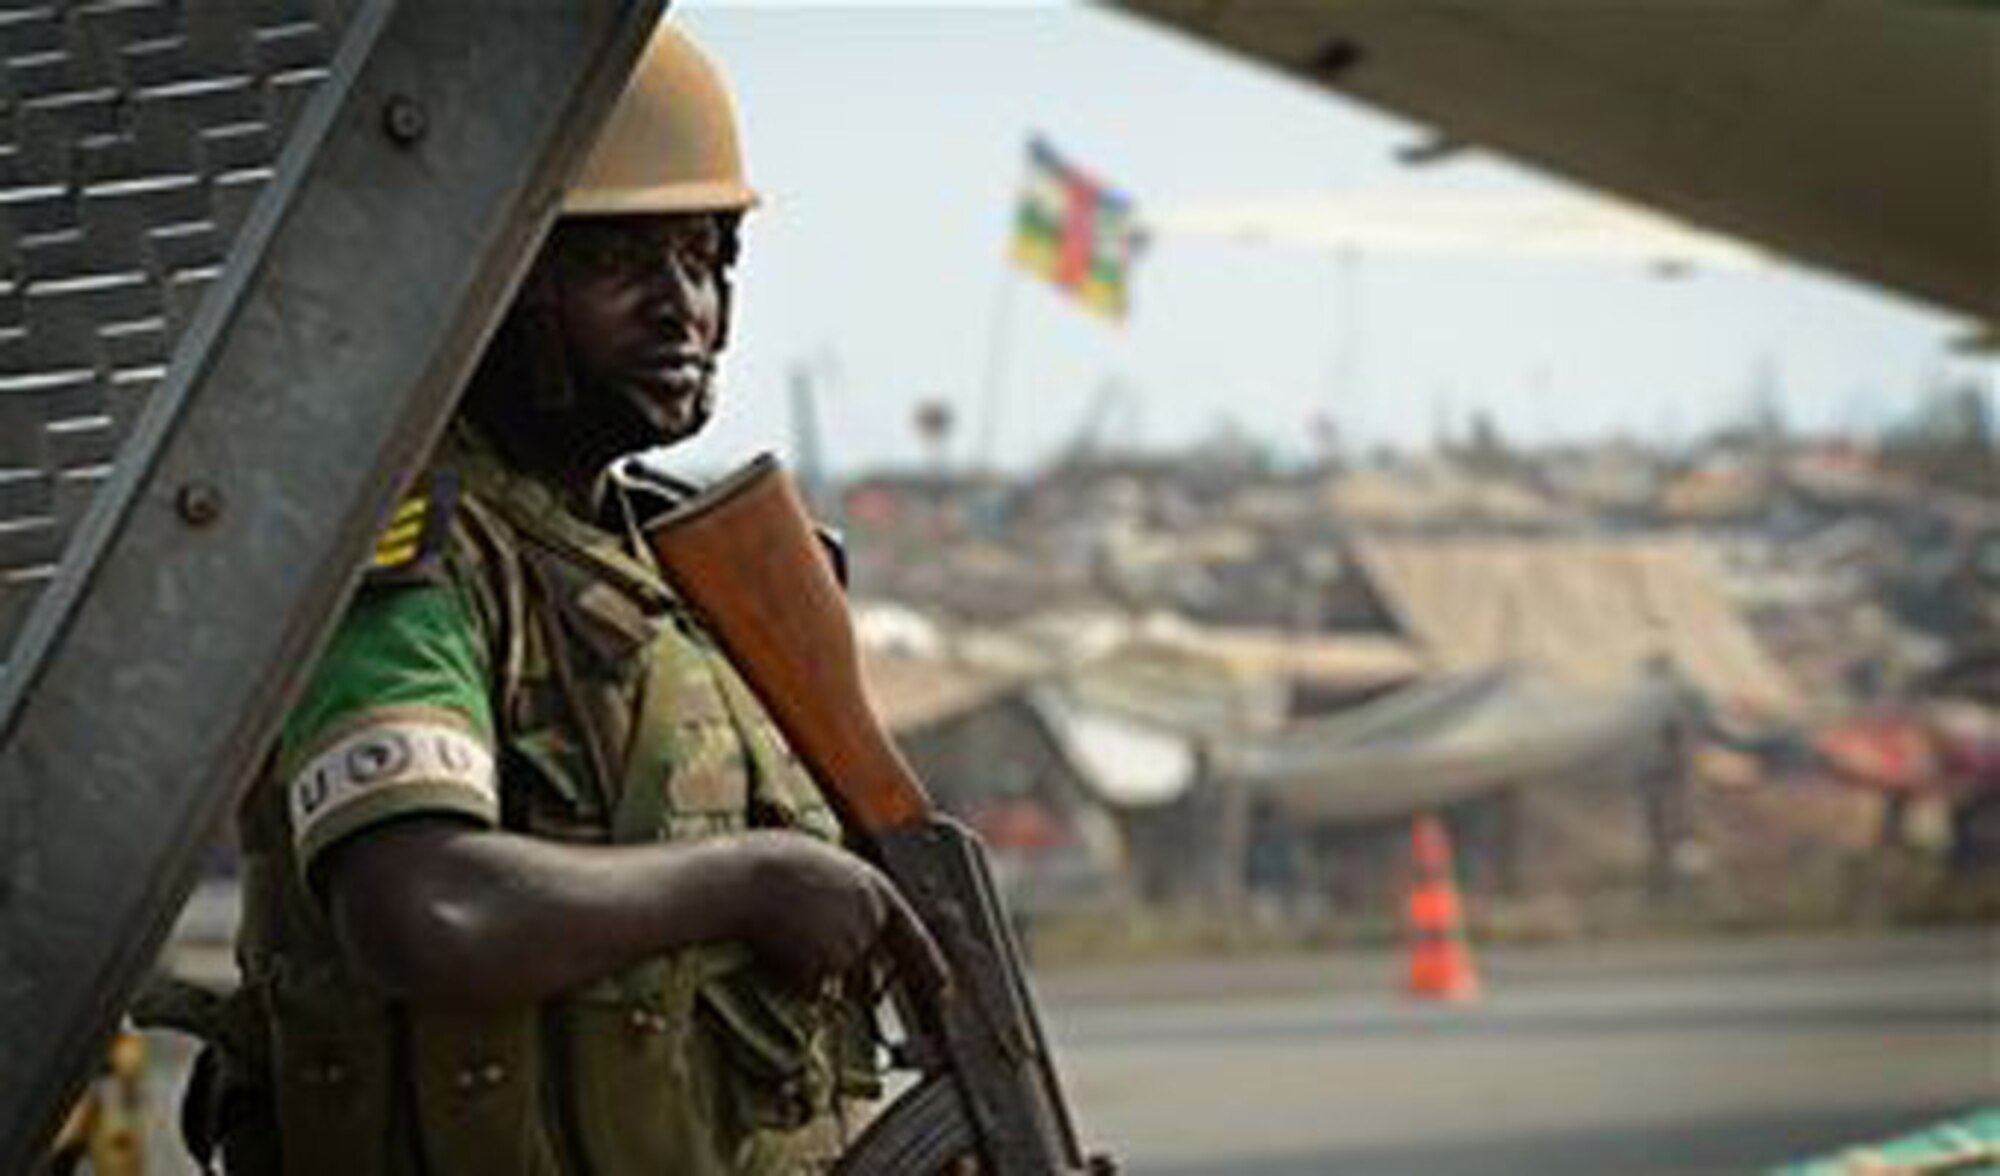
[1214,667,1682,824]
[1352,534,1800,717]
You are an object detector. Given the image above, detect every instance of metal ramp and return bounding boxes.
[0,1,664,1166]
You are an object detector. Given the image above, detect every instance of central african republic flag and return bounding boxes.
[1010,136,1142,322]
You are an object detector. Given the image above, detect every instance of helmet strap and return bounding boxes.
[525,309,578,412]
[714,272,735,354]
[712,212,742,353]
[521,268,578,413]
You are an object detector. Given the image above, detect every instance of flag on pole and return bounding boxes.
[1010,135,1142,322]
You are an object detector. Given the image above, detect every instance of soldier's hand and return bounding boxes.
[726,831,950,999]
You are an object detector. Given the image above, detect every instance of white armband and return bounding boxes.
[288,708,498,863]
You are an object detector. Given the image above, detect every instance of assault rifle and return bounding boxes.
[647,456,1110,1176]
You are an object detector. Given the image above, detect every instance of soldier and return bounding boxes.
[196,22,947,1176]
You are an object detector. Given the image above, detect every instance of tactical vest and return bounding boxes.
[228,448,865,1176]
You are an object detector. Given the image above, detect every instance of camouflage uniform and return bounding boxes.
[222,426,865,1175]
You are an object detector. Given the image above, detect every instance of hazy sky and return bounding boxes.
[670,2,1988,474]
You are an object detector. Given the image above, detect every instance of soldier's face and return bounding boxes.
[553,212,734,445]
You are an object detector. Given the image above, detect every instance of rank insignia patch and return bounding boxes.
[363,470,457,586]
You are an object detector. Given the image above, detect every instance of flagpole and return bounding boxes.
[1330,247,1362,455]
[972,259,1021,475]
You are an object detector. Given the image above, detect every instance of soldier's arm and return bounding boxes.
[319,818,944,1007]
[288,478,943,1007]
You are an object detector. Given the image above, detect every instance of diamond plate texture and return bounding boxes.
[0,0,353,676]
[0,3,665,1164]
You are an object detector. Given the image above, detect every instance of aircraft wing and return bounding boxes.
[1113,0,2000,327]
[1146,188,1767,271]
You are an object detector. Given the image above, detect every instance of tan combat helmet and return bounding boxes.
[566,23,758,216]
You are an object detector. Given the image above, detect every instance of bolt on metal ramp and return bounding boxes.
[0,1,665,1166]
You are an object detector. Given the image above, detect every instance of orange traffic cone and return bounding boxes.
[1404,813,1482,1002]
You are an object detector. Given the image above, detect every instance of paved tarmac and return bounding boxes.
[129,927,1994,1174]
[1035,930,1998,1174]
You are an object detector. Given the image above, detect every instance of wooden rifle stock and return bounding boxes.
[644,454,928,833]
[648,455,1105,1175]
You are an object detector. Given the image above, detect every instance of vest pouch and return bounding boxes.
[405,1005,561,1176]
[197,1040,285,1176]
[554,974,737,1175]
[695,970,835,1136]
[267,975,394,1176]
[132,977,281,1175]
